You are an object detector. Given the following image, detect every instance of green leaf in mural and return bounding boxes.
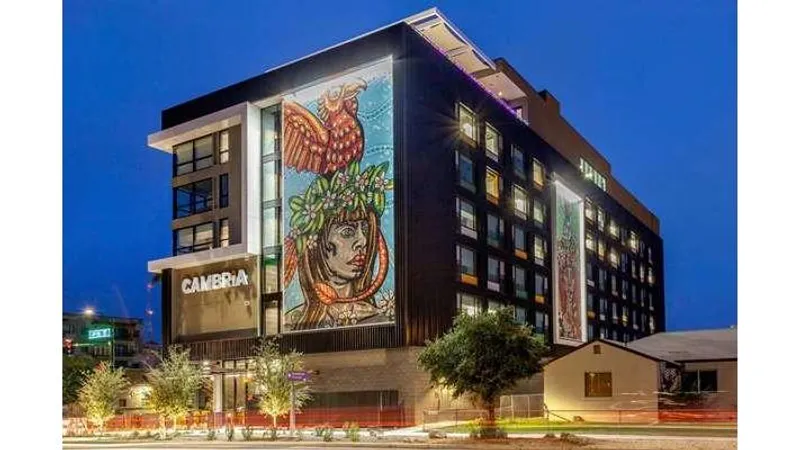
[374,192,385,216]
[289,197,304,212]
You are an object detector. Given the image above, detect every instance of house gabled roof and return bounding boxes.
[626,328,737,363]
[544,338,679,367]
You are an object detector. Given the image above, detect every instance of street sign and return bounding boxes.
[287,371,311,382]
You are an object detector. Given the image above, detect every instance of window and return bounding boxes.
[457,153,475,192]
[639,263,645,281]
[262,160,280,202]
[512,225,527,259]
[457,292,481,316]
[586,233,596,252]
[458,104,476,141]
[512,146,525,178]
[622,280,629,300]
[487,257,505,292]
[609,219,620,239]
[585,200,596,222]
[515,306,527,324]
[532,158,545,188]
[611,275,618,296]
[647,267,655,285]
[587,324,595,341]
[599,325,608,339]
[647,247,653,264]
[533,199,545,226]
[628,230,639,251]
[682,370,718,393]
[174,222,214,255]
[580,158,607,191]
[219,130,230,164]
[599,297,608,320]
[219,174,229,208]
[513,265,527,298]
[457,245,477,285]
[585,372,612,397]
[596,207,606,232]
[263,252,281,293]
[586,263,596,286]
[534,235,546,266]
[456,197,477,239]
[609,248,619,268]
[219,219,230,247]
[486,168,501,204]
[513,185,528,219]
[598,239,606,260]
[622,306,629,325]
[535,273,548,303]
[599,268,607,291]
[534,311,549,336]
[173,178,213,218]
[485,123,501,161]
[611,302,619,321]
[487,300,503,313]
[487,214,504,248]
[648,291,653,310]
[174,134,214,175]
[586,292,595,316]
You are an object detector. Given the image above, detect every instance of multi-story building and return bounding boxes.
[146,8,665,423]
[62,312,144,368]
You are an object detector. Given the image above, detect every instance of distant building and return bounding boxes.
[62,311,145,368]
[543,328,737,421]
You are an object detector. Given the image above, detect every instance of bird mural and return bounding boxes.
[282,79,368,174]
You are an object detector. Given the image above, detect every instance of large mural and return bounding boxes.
[552,182,586,346]
[281,58,395,332]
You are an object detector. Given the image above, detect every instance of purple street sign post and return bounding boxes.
[287,371,312,431]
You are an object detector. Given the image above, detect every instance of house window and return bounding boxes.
[458,104,476,141]
[512,225,527,259]
[533,199,545,226]
[534,235,546,266]
[512,146,525,178]
[586,233,596,252]
[457,292,481,316]
[485,123,501,161]
[682,370,718,393]
[535,273,548,304]
[609,219,620,239]
[457,153,476,192]
[174,222,214,255]
[513,265,527,298]
[534,311,549,336]
[487,257,504,292]
[513,185,528,219]
[585,372,612,397]
[456,197,477,239]
[219,219,230,247]
[219,174,229,208]
[219,130,230,164]
[174,134,214,175]
[457,245,477,285]
[487,214,504,248]
[532,158,545,188]
[585,199,596,222]
[486,168,502,204]
[173,178,213,218]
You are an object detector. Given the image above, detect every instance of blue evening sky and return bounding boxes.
[63,1,736,341]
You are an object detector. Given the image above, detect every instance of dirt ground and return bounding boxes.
[440,436,736,450]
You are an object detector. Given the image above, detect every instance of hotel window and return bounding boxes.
[263,252,280,294]
[598,239,606,260]
[174,134,214,176]
[586,292,595,317]
[535,273,548,304]
[487,300,503,313]
[682,370,718,393]
[631,261,638,280]
[263,160,280,202]
[622,280,629,300]
[512,146,525,179]
[609,219,620,239]
[611,275,618,296]
[219,174,229,208]
[585,199,596,222]
[532,158,545,188]
[609,248,619,268]
[628,230,639,251]
[512,225,527,259]
[534,235,546,266]
[487,214,504,248]
[587,324,595,341]
[611,302,619,321]
[598,268,607,291]
[647,267,655,285]
[262,207,280,248]
[513,265,527,299]
[457,245,477,285]
[585,372,613,398]
[648,291,653,310]
[512,185,528,219]
[599,326,608,339]
[599,297,608,320]
[485,123,501,161]
[639,263,645,281]
[486,168,502,204]
[586,233,596,252]
[456,153,476,192]
[173,178,213,218]
[534,311,549,336]
[622,306,629,324]
[174,222,213,255]
[586,263,596,286]
[632,310,639,329]
[597,207,606,232]
[533,199,545,226]
[580,158,608,191]
[487,257,505,292]
[456,197,477,239]
[219,130,230,164]
[515,306,527,324]
[458,104,476,141]
[647,247,653,264]
[219,219,230,247]
[457,292,481,316]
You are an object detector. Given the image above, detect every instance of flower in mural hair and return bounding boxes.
[375,290,395,320]
[336,307,359,327]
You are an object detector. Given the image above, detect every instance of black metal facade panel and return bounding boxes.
[278,325,399,354]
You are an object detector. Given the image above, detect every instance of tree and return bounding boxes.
[252,339,312,429]
[418,308,547,435]
[77,361,129,434]
[63,354,96,406]
[144,346,203,434]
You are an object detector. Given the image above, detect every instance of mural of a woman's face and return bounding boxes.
[324,219,369,283]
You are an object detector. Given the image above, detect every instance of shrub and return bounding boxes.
[345,421,360,442]
[321,426,334,442]
[206,429,216,441]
